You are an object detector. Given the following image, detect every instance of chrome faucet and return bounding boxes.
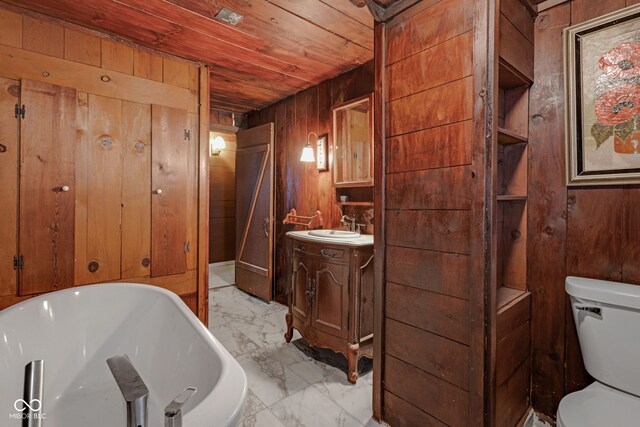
[164,387,197,427]
[23,360,44,427]
[341,215,356,232]
[107,354,149,427]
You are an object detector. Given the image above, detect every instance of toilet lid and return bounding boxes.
[558,382,640,427]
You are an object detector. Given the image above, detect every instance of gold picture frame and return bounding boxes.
[565,4,640,185]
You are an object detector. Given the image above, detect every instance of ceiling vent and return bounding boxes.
[215,7,244,25]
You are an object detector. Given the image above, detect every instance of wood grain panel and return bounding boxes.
[121,101,151,279]
[500,200,527,289]
[567,189,623,281]
[210,218,236,263]
[266,0,373,50]
[386,246,470,300]
[384,355,469,426]
[209,134,236,264]
[497,292,530,340]
[500,0,534,43]
[64,28,101,66]
[386,318,469,390]
[386,31,473,101]
[133,49,163,81]
[386,121,473,173]
[386,282,469,345]
[386,166,472,210]
[497,320,530,385]
[386,209,471,255]
[528,3,569,416]
[319,0,374,28]
[22,16,63,57]
[386,77,473,137]
[571,0,625,23]
[82,94,123,283]
[0,8,22,48]
[74,92,89,285]
[499,13,534,82]
[622,189,640,284]
[383,390,447,427]
[496,358,531,427]
[151,104,188,277]
[385,0,473,65]
[19,80,76,295]
[0,77,19,296]
[0,44,197,112]
[101,39,134,74]
[163,58,190,89]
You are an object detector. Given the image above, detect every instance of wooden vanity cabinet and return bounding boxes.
[285,236,374,383]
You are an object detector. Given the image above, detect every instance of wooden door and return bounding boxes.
[291,253,311,323]
[235,123,274,301]
[19,80,76,295]
[151,105,190,277]
[0,77,20,297]
[313,259,349,338]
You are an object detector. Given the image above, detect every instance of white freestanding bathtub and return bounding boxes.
[0,283,247,426]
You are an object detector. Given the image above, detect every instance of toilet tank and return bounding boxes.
[566,276,640,397]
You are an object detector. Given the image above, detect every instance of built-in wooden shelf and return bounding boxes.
[336,201,374,207]
[497,195,527,201]
[498,60,531,89]
[497,286,529,313]
[498,127,527,145]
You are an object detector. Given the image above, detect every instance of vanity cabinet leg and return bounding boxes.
[347,343,359,384]
[284,312,294,343]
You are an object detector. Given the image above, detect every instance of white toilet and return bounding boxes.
[558,276,640,426]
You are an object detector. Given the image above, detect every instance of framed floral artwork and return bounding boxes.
[565,4,640,185]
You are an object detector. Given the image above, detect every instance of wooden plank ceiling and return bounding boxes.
[4,0,374,113]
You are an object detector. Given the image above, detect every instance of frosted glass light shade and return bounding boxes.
[210,135,226,156]
[300,144,315,162]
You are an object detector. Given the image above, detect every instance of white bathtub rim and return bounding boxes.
[0,282,248,426]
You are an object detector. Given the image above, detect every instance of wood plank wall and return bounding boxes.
[0,6,205,317]
[247,62,374,304]
[209,131,237,263]
[381,0,479,425]
[530,0,640,419]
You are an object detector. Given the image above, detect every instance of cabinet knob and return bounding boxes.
[155,189,163,195]
[61,185,70,192]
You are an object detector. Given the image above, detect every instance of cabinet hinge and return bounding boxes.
[184,129,191,141]
[183,242,190,253]
[14,104,25,119]
[13,255,24,270]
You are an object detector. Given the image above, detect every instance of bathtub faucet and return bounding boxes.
[107,354,149,427]
[164,387,197,427]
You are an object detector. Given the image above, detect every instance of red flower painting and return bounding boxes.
[592,43,640,153]
[598,42,640,79]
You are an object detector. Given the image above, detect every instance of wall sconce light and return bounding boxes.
[210,135,226,156]
[300,132,317,162]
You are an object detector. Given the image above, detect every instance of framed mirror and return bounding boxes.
[332,94,374,187]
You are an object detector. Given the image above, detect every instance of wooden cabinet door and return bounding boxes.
[313,259,349,339]
[0,77,19,297]
[19,80,76,295]
[291,253,311,323]
[151,105,190,277]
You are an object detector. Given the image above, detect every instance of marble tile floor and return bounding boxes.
[209,261,235,289]
[208,286,381,427]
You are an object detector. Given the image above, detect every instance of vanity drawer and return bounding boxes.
[292,241,348,262]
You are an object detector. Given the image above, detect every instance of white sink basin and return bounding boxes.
[308,229,360,238]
